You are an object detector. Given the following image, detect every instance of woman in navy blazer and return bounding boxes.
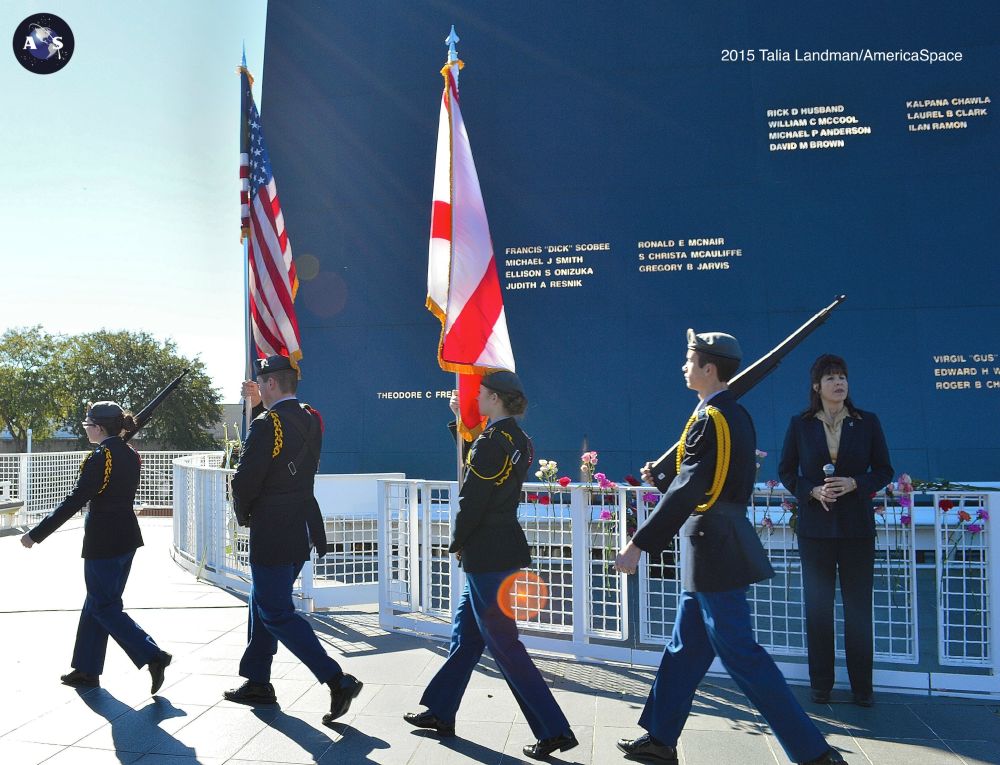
[779,355,893,707]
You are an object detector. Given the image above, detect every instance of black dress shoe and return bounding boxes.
[802,747,847,764]
[403,709,456,737]
[523,730,578,759]
[148,651,172,694]
[60,669,99,688]
[853,691,874,708]
[616,733,678,763]
[223,680,278,705]
[810,688,831,704]
[323,673,363,724]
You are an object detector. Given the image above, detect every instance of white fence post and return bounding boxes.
[570,484,588,648]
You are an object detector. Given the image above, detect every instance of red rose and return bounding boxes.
[539,495,551,505]
[558,476,571,487]
[939,499,955,512]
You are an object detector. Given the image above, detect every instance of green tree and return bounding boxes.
[62,330,222,449]
[0,326,73,451]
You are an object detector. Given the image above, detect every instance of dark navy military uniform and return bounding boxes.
[29,436,163,675]
[631,390,829,764]
[231,397,343,685]
[779,410,893,698]
[419,417,571,741]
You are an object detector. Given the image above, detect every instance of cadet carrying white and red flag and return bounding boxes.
[426,28,515,442]
[240,53,302,371]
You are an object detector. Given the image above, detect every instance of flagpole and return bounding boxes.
[455,374,463,485]
[240,46,253,439]
[447,26,463,487]
[242,236,252,438]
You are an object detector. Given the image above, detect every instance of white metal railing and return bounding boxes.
[378,480,1000,698]
[171,453,401,610]
[0,450,216,525]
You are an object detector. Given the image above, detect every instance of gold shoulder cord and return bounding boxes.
[675,406,731,512]
[80,448,112,494]
[467,430,514,485]
[98,449,112,494]
[269,412,284,458]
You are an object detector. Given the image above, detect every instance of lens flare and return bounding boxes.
[498,571,548,621]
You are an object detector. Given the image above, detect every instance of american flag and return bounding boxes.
[240,59,302,369]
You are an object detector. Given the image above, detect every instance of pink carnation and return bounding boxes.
[977,509,990,521]
[968,523,983,534]
[600,509,612,520]
[899,495,912,508]
[766,479,779,489]
[900,514,912,526]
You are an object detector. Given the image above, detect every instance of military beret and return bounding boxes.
[481,370,525,395]
[256,354,295,376]
[87,401,124,421]
[687,328,742,362]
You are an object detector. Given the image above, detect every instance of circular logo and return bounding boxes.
[12,13,74,74]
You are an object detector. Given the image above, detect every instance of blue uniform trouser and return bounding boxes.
[639,589,828,764]
[239,561,343,684]
[73,551,161,675]
[420,569,570,740]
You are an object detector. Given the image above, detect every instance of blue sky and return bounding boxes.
[2,2,268,401]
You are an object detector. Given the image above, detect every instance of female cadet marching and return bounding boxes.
[21,401,172,693]
[404,371,578,760]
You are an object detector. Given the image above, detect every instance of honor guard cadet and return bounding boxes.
[21,402,172,693]
[614,332,845,765]
[405,371,578,760]
[224,355,363,726]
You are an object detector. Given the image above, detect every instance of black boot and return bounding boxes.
[616,733,678,763]
[148,651,172,694]
[60,669,99,688]
[523,730,578,759]
[223,680,278,705]
[323,674,363,724]
[403,709,456,737]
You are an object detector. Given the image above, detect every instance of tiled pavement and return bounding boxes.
[1,518,998,764]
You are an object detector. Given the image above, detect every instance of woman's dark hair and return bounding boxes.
[495,390,528,417]
[802,354,859,417]
[90,409,139,438]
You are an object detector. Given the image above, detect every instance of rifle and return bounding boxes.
[646,295,847,484]
[123,369,190,443]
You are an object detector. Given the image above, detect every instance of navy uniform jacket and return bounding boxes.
[778,410,893,539]
[632,389,774,592]
[232,398,328,566]
[449,417,533,574]
[29,436,144,559]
